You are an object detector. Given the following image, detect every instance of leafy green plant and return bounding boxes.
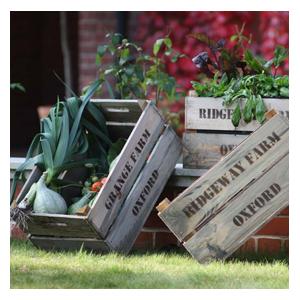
[191,26,289,127]
[91,33,184,103]
[10,80,111,204]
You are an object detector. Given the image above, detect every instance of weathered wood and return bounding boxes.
[265,109,277,120]
[184,153,289,263]
[10,159,208,189]
[14,100,183,253]
[158,114,289,242]
[27,214,98,238]
[183,132,247,169]
[106,126,181,253]
[156,198,171,213]
[76,205,90,216]
[185,97,289,131]
[91,99,147,123]
[88,102,165,238]
[30,236,109,253]
[167,164,207,188]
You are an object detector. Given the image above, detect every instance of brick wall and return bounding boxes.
[78,12,141,92]
[78,12,117,90]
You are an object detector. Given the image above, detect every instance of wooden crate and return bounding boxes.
[183,96,289,169]
[157,113,289,263]
[16,100,181,254]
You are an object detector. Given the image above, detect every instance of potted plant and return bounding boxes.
[188,26,289,129]
[182,26,289,169]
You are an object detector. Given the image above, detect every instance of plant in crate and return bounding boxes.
[10,80,121,227]
[190,25,289,127]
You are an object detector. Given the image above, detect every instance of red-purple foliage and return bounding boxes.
[135,12,289,90]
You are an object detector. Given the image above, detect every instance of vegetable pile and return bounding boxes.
[11,82,126,226]
[190,26,289,127]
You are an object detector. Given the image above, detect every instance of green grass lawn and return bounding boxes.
[10,239,288,289]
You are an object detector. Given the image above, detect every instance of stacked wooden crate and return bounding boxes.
[183,93,289,169]
[17,100,181,254]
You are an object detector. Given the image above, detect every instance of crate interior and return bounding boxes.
[16,100,147,234]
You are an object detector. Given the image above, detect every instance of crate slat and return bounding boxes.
[92,99,147,123]
[88,102,165,238]
[27,213,98,238]
[30,236,109,252]
[184,153,289,263]
[158,114,288,242]
[185,97,289,131]
[106,126,182,253]
[183,132,247,169]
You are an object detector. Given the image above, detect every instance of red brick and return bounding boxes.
[257,238,282,253]
[155,232,179,249]
[256,217,289,236]
[133,232,153,250]
[144,210,168,228]
[235,238,256,254]
[279,207,289,216]
[10,224,27,240]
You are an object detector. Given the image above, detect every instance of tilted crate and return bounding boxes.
[157,112,289,263]
[16,100,181,254]
[183,94,289,169]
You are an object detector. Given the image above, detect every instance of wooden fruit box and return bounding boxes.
[157,112,289,263]
[16,100,182,254]
[183,95,289,169]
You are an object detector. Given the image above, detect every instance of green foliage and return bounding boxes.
[191,26,289,127]
[10,83,25,92]
[92,33,184,103]
[10,81,111,203]
[107,138,127,164]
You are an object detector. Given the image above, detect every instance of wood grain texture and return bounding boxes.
[88,102,165,238]
[184,153,289,263]
[159,114,289,242]
[91,99,147,123]
[185,97,289,131]
[105,126,181,253]
[30,236,109,252]
[27,214,99,238]
[183,132,247,169]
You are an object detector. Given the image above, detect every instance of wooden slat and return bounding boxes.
[91,99,147,123]
[185,97,289,131]
[105,126,181,253]
[27,214,98,238]
[184,153,289,263]
[88,102,165,238]
[158,114,288,242]
[30,236,109,252]
[183,132,247,169]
